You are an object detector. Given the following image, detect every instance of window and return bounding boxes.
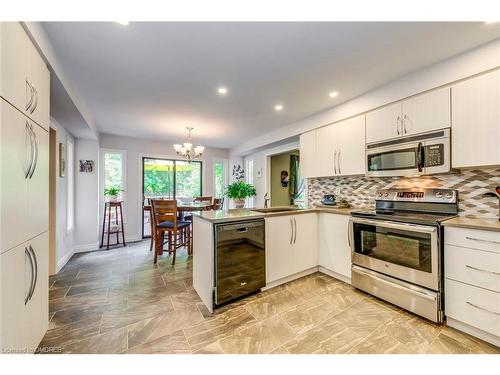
[104,151,125,192]
[246,159,254,207]
[214,160,227,199]
[66,138,74,231]
[142,157,202,237]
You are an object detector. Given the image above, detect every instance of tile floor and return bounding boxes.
[39,240,500,354]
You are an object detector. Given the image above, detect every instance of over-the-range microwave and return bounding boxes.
[365,128,451,177]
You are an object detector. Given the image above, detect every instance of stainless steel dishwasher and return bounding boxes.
[214,219,265,306]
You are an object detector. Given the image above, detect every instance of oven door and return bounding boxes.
[349,217,439,290]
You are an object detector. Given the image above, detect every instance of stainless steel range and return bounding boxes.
[349,188,458,322]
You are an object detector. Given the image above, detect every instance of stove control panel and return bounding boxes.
[375,188,457,203]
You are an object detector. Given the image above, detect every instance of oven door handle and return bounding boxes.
[417,142,424,172]
[349,216,438,234]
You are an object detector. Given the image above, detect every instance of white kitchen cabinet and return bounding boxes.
[292,213,318,273]
[318,213,351,282]
[444,226,500,347]
[0,22,50,130]
[299,115,365,178]
[27,122,49,239]
[0,232,48,353]
[0,99,29,254]
[366,102,401,143]
[366,87,450,144]
[265,213,318,284]
[299,130,318,179]
[401,87,450,136]
[451,69,500,168]
[336,115,365,176]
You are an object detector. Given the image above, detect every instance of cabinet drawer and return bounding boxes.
[445,279,500,337]
[445,244,500,292]
[445,227,500,253]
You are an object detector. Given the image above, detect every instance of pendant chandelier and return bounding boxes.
[173,126,205,163]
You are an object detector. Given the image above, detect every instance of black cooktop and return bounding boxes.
[351,210,456,226]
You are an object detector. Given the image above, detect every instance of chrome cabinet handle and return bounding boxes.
[347,221,352,249]
[30,85,38,114]
[28,245,38,301]
[25,79,34,111]
[289,218,293,245]
[465,236,500,245]
[466,264,500,276]
[293,217,297,244]
[24,247,34,305]
[396,115,401,135]
[337,150,341,175]
[403,114,408,134]
[28,126,38,179]
[466,301,500,316]
[333,151,337,175]
[25,122,34,178]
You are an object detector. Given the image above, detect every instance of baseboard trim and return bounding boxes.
[263,267,319,290]
[446,317,500,347]
[318,266,351,284]
[73,242,99,253]
[56,249,75,272]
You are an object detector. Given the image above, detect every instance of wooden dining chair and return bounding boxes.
[151,199,192,265]
[213,197,224,210]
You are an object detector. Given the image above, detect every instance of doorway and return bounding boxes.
[270,150,304,207]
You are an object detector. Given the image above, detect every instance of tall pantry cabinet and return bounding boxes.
[0,22,50,353]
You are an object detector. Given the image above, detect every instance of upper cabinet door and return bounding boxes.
[401,87,450,136]
[337,115,365,176]
[0,23,31,115]
[316,124,338,177]
[365,101,401,144]
[0,100,29,254]
[451,70,500,168]
[27,44,50,130]
[299,130,318,179]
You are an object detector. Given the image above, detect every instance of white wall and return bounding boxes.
[243,141,299,207]
[231,37,500,156]
[99,133,229,241]
[50,119,75,271]
[74,139,100,252]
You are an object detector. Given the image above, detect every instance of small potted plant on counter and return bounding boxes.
[104,186,125,202]
[226,164,256,208]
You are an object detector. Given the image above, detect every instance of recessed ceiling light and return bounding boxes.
[217,87,228,95]
[274,104,283,111]
[329,91,339,98]
[116,21,130,26]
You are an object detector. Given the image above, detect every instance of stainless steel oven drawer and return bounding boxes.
[352,265,441,322]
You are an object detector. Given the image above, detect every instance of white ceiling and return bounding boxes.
[42,22,500,149]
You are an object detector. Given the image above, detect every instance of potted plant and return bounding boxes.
[104,186,125,202]
[226,180,256,208]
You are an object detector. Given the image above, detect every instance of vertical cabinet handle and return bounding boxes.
[25,79,33,112]
[293,218,297,244]
[289,218,293,245]
[30,85,38,114]
[403,114,408,134]
[28,126,38,179]
[25,122,33,178]
[333,151,337,175]
[337,150,341,175]
[24,247,34,305]
[28,245,38,301]
[396,115,401,135]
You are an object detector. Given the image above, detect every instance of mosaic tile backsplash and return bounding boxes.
[307,168,500,219]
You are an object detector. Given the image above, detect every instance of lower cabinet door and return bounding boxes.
[292,213,318,273]
[0,243,28,352]
[318,213,352,281]
[25,232,49,351]
[265,216,294,283]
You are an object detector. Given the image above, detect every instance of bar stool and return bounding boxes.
[151,199,192,265]
[100,201,126,250]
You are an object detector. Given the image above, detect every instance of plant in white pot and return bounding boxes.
[225,164,256,209]
[104,186,125,202]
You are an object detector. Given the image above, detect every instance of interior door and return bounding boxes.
[0,99,29,254]
[27,122,49,239]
